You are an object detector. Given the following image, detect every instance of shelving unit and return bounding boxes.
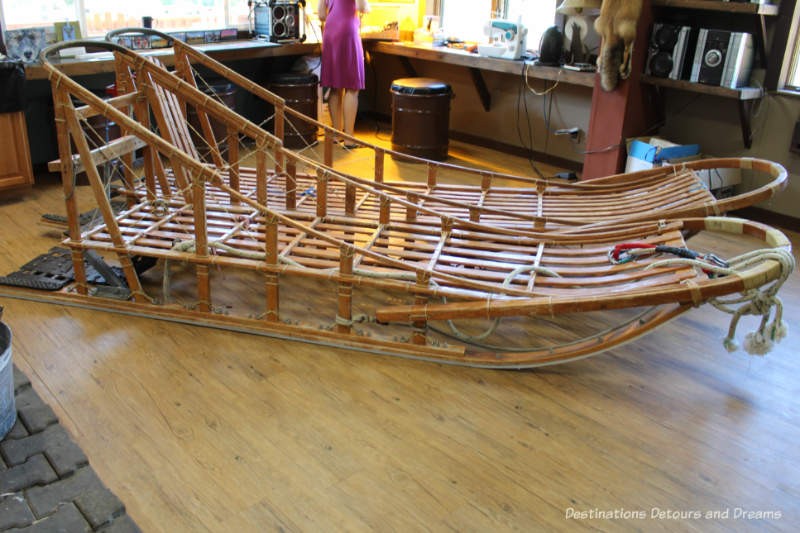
[642,75,765,147]
[643,0,784,148]
[651,0,779,16]
[640,76,764,100]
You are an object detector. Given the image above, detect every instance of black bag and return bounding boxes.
[0,60,26,113]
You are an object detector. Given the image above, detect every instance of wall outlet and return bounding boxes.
[792,120,800,155]
[555,127,581,140]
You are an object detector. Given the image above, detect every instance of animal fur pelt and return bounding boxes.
[595,0,643,91]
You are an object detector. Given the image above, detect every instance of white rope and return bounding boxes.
[431,266,561,344]
[643,248,795,356]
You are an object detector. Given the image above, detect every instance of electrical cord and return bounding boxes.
[516,62,546,178]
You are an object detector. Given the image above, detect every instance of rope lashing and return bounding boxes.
[150,198,169,217]
[705,248,794,356]
[611,243,795,356]
[432,266,562,344]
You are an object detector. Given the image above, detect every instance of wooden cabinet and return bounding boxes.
[0,111,34,191]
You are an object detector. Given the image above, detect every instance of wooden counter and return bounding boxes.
[25,40,321,80]
[366,41,595,88]
[26,38,593,89]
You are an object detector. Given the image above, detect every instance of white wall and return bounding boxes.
[658,91,800,218]
[368,55,592,165]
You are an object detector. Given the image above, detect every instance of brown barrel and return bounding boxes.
[267,73,318,149]
[391,78,452,161]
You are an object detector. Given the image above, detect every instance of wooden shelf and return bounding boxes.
[651,0,779,16]
[367,42,596,88]
[641,75,765,100]
[25,41,321,80]
[641,75,764,148]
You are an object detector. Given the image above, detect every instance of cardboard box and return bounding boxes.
[626,137,741,191]
[625,137,700,173]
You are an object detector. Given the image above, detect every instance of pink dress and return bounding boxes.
[320,0,365,90]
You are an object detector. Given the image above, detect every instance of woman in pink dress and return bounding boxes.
[318,0,370,148]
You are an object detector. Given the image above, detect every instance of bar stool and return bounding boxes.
[390,77,452,161]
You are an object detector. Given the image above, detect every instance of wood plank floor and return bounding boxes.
[1,128,798,532]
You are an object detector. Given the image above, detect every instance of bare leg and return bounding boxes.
[328,88,344,139]
[342,89,360,136]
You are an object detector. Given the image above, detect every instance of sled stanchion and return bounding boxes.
[375,149,384,183]
[412,272,430,346]
[406,193,418,223]
[316,169,328,219]
[337,245,354,335]
[193,174,211,313]
[380,197,391,225]
[427,163,437,188]
[265,215,280,322]
[345,181,356,217]
[324,128,334,167]
[227,124,240,206]
[286,155,297,210]
[256,140,268,206]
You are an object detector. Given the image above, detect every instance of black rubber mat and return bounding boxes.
[0,248,127,291]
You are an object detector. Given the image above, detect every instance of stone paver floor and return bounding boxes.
[1,366,141,533]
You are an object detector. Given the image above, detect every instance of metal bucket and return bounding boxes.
[0,321,15,439]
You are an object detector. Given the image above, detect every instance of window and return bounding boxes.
[1,0,248,37]
[505,0,557,52]
[2,0,76,30]
[84,1,226,36]
[439,0,555,48]
[440,0,494,42]
[787,31,800,91]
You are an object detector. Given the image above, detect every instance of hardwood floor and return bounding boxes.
[1,128,798,532]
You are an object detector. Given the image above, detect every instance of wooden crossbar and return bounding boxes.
[74,92,138,120]
[48,135,147,174]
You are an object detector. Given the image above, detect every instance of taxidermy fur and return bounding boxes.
[594,0,643,91]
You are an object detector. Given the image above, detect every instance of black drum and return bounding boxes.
[267,72,318,149]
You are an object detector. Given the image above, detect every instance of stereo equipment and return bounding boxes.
[269,0,306,43]
[690,29,754,88]
[645,23,696,80]
[252,0,306,43]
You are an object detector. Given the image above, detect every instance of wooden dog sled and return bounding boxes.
[4,36,790,368]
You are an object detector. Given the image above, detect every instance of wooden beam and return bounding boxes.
[582,1,655,179]
[469,67,491,112]
[47,135,147,174]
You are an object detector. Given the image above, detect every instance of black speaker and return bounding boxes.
[269,0,306,43]
[690,29,754,88]
[645,23,696,80]
[536,26,563,67]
